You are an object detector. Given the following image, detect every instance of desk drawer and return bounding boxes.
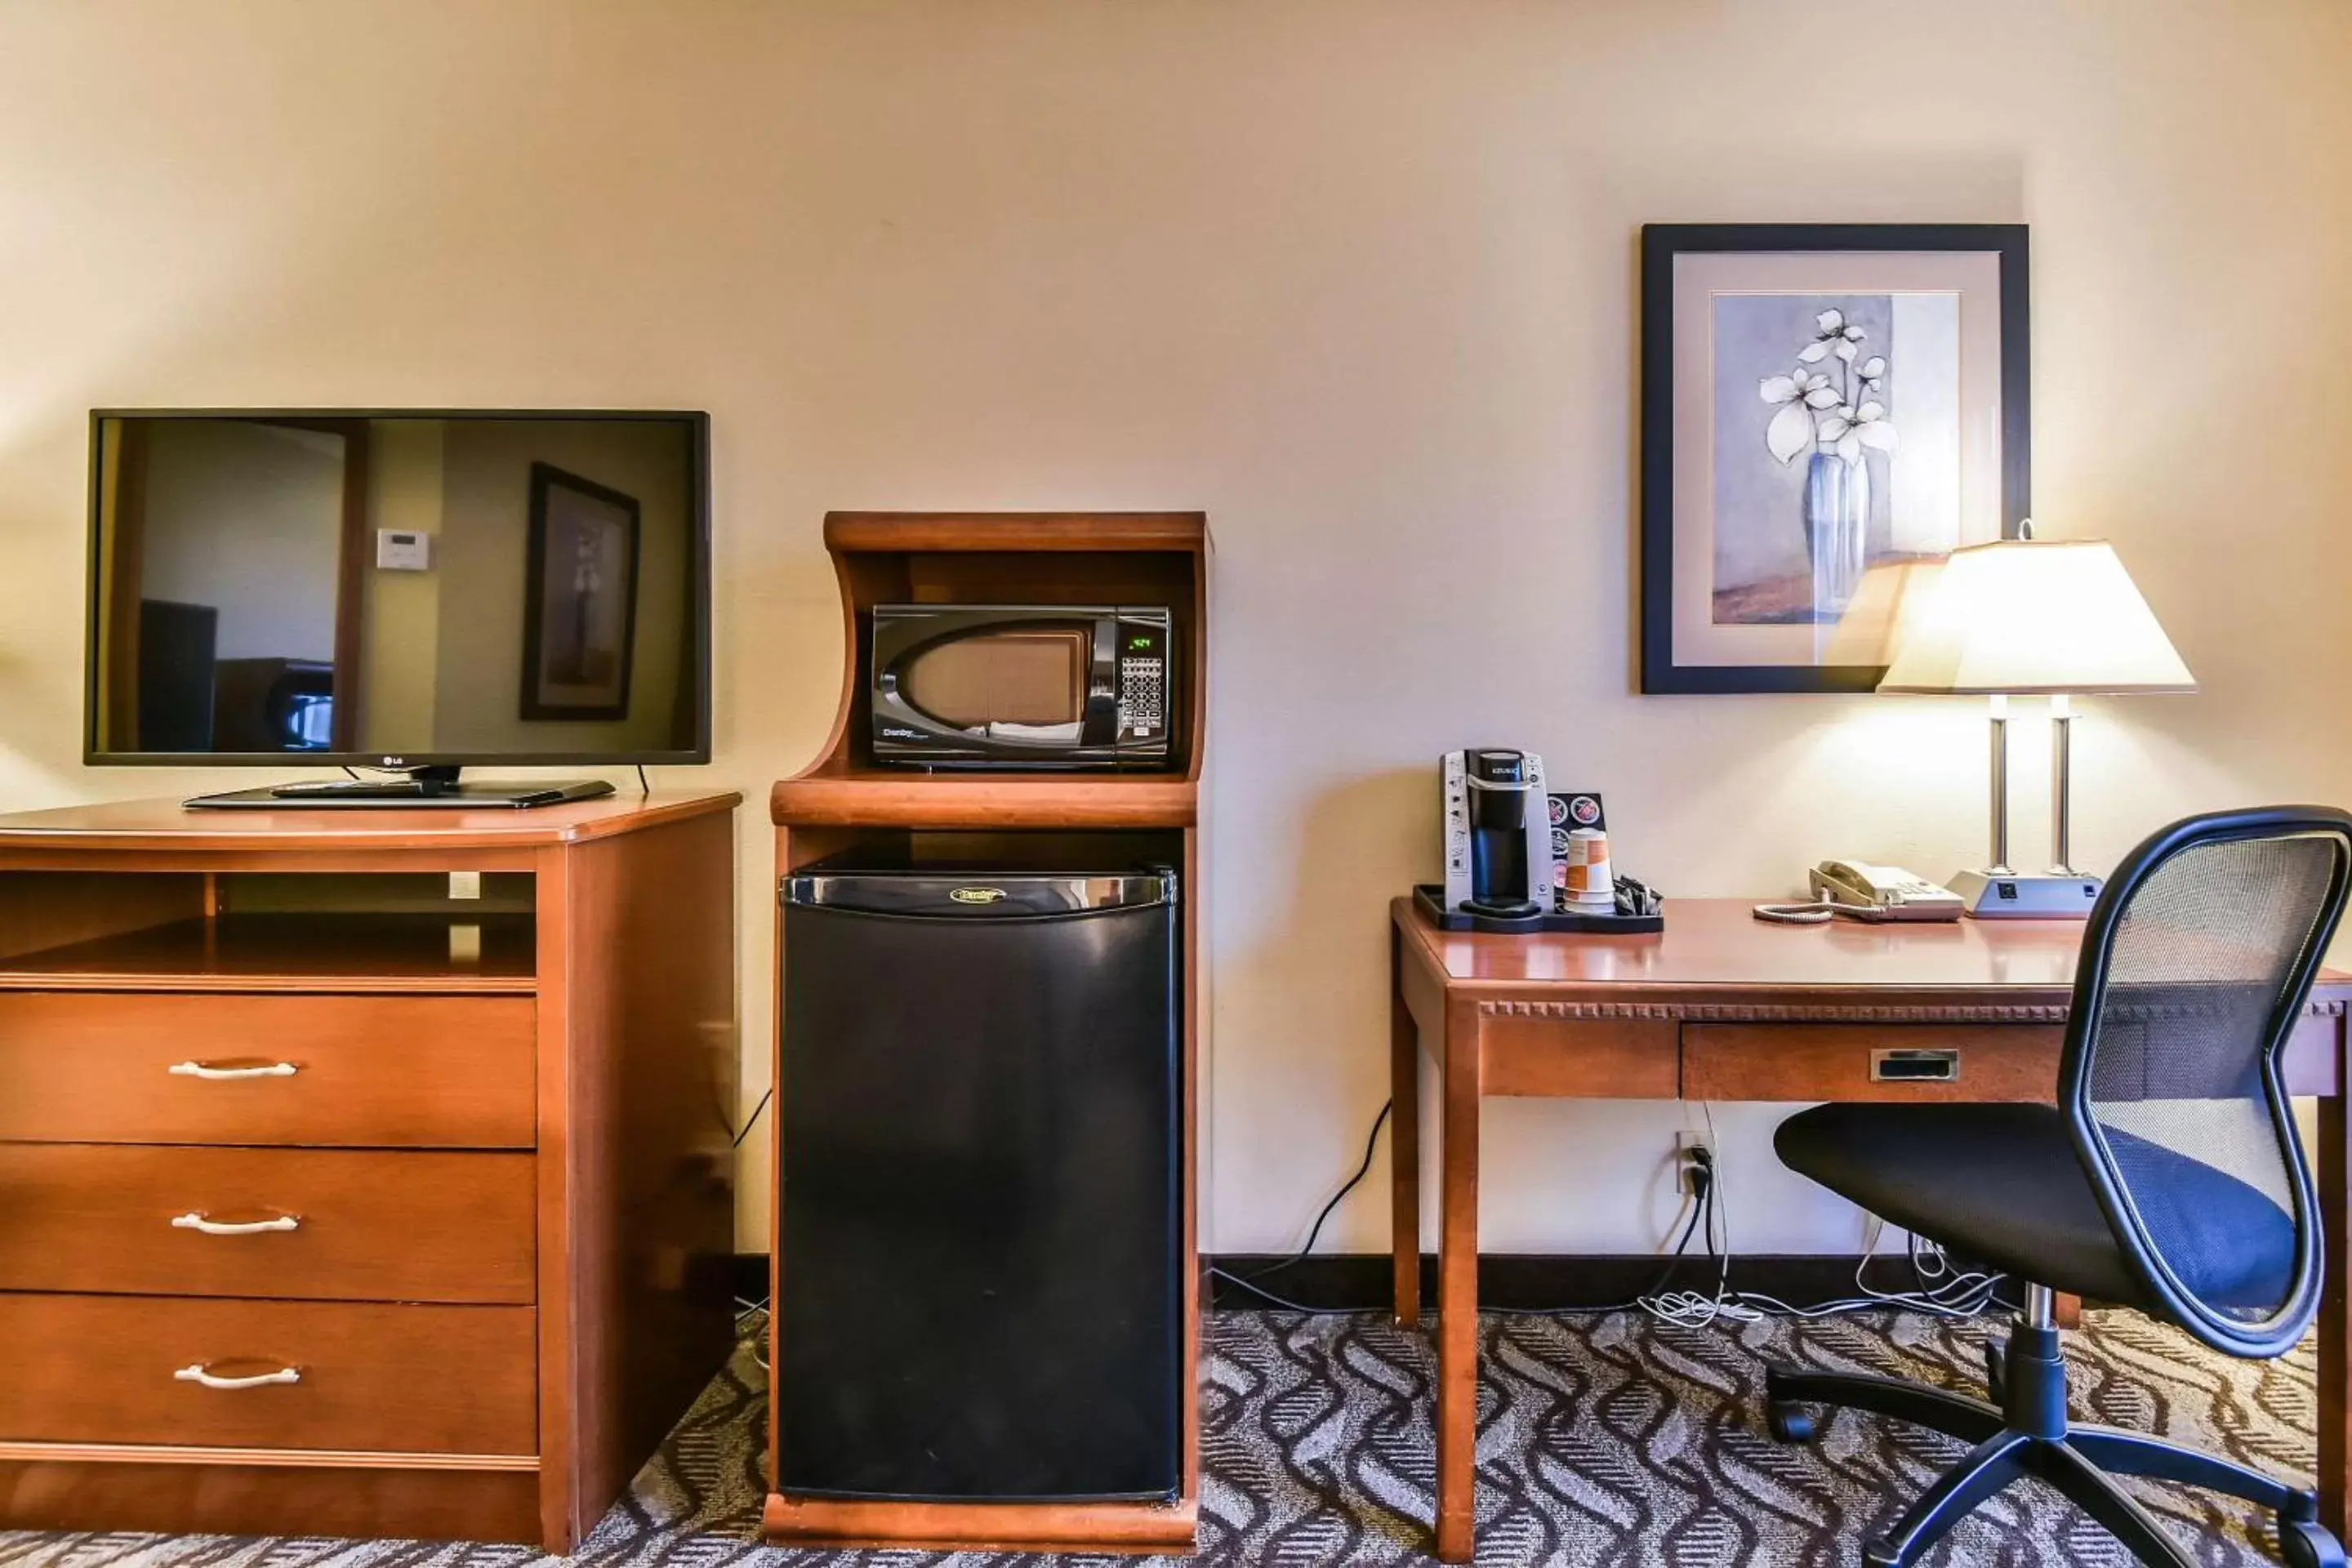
[0,1146,534,1303]
[0,993,534,1147]
[1481,1017,1679,1098]
[0,1294,536,1456]
[1682,1023,2062,1102]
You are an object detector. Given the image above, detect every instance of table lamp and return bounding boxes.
[1876,532,2195,918]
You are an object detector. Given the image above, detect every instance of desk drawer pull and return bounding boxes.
[171,1211,301,1236]
[1872,1048,1960,1083]
[168,1061,298,1081]
[173,1362,301,1391]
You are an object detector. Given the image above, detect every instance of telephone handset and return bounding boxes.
[1808,860,1966,921]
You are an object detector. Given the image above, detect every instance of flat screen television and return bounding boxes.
[87,409,710,807]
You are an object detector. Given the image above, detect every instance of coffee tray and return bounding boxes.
[1413,884,1665,936]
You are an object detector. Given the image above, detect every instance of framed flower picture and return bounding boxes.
[1639,224,2030,693]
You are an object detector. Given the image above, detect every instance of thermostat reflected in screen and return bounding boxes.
[375,529,433,571]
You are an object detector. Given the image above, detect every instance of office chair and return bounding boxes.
[1764,805,2352,1568]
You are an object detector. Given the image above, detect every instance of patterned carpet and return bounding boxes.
[0,1308,2320,1567]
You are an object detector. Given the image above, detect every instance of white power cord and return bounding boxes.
[1637,1103,1744,1325]
[1631,1102,2007,1326]
[737,1296,770,1371]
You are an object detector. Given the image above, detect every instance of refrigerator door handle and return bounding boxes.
[781,871,1175,916]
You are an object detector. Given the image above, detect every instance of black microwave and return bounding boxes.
[870,604,1174,768]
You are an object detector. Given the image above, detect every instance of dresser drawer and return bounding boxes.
[0,993,534,1147]
[1681,1022,2063,1102]
[0,1294,536,1455]
[0,1145,534,1303]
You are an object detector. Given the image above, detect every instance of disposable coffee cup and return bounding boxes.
[1564,826,1615,909]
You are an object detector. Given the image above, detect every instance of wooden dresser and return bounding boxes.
[0,791,739,1551]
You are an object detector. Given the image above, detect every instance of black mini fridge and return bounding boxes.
[777,866,1182,1503]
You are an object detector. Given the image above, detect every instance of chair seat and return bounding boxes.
[1775,1102,2295,1312]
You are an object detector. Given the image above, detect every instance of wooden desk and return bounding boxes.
[1388,896,2352,1563]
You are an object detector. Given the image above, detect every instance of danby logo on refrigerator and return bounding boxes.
[949,886,1007,905]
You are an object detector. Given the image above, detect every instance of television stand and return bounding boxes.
[0,790,740,1549]
[187,766,617,810]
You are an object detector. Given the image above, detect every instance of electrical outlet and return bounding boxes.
[448,871,482,901]
[1675,1129,1716,1195]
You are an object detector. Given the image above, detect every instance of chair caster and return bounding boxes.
[1766,1402,1818,1443]
[1861,1538,1903,1568]
[2280,1518,2347,1568]
[1982,1341,2006,1404]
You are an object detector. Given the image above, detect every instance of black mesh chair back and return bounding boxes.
[2061,806,2352,1358]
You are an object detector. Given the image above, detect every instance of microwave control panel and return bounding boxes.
[1116,612,1171,744]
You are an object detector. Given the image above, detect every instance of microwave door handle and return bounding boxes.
[1080,617,1120,747]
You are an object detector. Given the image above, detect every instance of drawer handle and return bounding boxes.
[1872,1048,1960,1083]
[168,1060,299,1081]
[171,1211,301,1236]
[173,1362,301,1391]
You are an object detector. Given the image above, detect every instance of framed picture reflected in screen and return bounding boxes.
[521,461,642,722]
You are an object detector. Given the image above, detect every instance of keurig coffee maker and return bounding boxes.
[1421,751,1664,935]
[1441,749,1557,921]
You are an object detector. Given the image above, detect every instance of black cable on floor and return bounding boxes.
[1524,1183,1713,1317]
[1208,1102,2002,1323]
[1247,1100,1392,1281]
[1207,1265,1390,1316]
[1199,1101,1397,1315]
[1213,1186,1711,1318]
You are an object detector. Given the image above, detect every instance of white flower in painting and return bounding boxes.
[1815,400,1900,464]
[1759,308,1900,467]
[1796,308,1868,363]
[1760,369,1840,464]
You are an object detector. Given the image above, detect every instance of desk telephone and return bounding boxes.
[1808,860,1966,921]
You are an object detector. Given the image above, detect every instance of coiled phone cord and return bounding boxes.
[1751,899,1835,924]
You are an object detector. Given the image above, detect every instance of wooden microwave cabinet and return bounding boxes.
[765,511,1210,1553]
[0,792,741,1552]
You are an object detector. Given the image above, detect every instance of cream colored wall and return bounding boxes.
[2,2,2350,1256]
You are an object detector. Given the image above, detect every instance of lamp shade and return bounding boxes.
[1818,557,1946,669]
[1875,538,2196,695]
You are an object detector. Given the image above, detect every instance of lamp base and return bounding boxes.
[1948,868,2103,920]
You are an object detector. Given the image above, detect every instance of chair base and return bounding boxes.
[1764,1316,2340,1568]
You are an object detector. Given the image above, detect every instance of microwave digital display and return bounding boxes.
[870,604,1174,768]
